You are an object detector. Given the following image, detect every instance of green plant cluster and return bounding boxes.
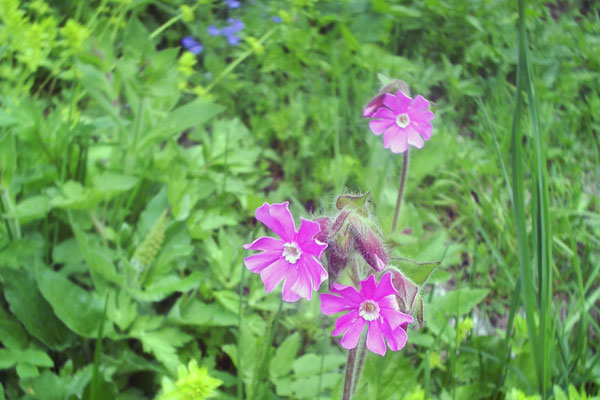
[0,0,598,399]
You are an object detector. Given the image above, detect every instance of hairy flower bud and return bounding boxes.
[314,217,332,243]
[348,215,387,271]
[390,268,418,314]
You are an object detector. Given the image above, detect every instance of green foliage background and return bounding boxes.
[0,0,598,398]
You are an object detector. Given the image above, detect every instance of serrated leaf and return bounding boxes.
[2,268,74,350]
[393,258,439,285]
[136,328,192,373]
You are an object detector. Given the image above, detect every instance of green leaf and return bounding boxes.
[270,332,301,379]
[21,349,54,367]
[438,288,490,316]
[553,385,568,400]
[36,267,110,338]
[0,349,18,369]
[136,327,192,373]
[393,258,439,286]
[138,99,223,150]
[4,196,50,223]
[2,268,74,350]
[0,319,28,349]
[92,171,138,193]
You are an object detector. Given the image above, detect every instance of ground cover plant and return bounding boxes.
[0,0,599,399]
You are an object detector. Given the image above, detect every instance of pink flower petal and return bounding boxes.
[291,267,312,300]
[411,110,434,123]
[300,255,328,291]
[243,236,284,251]
[255,202,296,242]
[330,283,363,305]
[386,127,408,153]
[380,306,413,331]
[383,92,411,114]
[340,318,365,349]
[297,218,327,258]
[366,321,386,356]
[412,120,433,140]
[363,94,385,117]
[381,321,408,351]
[406,126,425,149]
[369,119,395,136]
[411,95,430,111]
[371,107,397,119]
[260,258,290,292]
[360,275,377,299]
[372,273,397,300]
[281,267,300,302]
[332,310,360,336]
[320,293,355,315]
[244,251,281,273]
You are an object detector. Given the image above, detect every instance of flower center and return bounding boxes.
[395,113,410,128]
[359,300,380,321]
[282,242,302,264]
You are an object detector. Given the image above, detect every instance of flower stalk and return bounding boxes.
[342,347,358,400]
[391,148,410,233]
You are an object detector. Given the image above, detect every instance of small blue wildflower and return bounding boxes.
[270,16,282,23]
[181,36,204,55]
[226,35,240,46]
[223,0,241,9]
[207,25,221,36]
[226,18,245,33]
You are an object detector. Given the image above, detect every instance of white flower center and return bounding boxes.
[282,242,302,264]
[396,113,410,128]
[359,300,380,321]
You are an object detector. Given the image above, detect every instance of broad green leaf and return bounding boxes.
[553,385,568,400]
[0,349,18,369]
[50,181,101,210]
[21,349,54,367]
[393,258,439,286]
[4,196,50,223]
[438,288,490,316]
[270,332,301,379]
[92,171,138,193]
[2,268,74,350]
[138,99,223,150]
[170,298,238,327]
[292,353,346,378]
[0,319,28,349]
[36,267,109,338]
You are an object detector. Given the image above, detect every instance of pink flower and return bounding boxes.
[364,90,434,154]
[320,273,413,356]
[243,202,328,302]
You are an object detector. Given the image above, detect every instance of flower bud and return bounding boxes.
[314,217,331,243]
[390,268,418,314]
[348,215,388,271]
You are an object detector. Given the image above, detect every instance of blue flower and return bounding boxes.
[207,25,221,36]
[223,0,241,9]
[270,16,282,23]
[226,35,240,46]
[181,36,204,55]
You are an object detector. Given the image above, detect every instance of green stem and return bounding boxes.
[237,260,246,400]
[352,335,368,395]
[391,148,410,232]
[342,347,357,400]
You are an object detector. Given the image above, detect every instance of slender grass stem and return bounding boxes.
[342,347,357,400]
[391,149,410,233]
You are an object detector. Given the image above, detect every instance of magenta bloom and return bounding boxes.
[320,273,413,356]
[243,202,328,302]
[365,90,434,154]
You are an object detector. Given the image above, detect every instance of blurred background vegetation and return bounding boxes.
[0,0,598,398]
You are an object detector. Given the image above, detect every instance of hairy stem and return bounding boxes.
[342,347,358,400]
[352,335,368,394]
[391,149,410,232]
